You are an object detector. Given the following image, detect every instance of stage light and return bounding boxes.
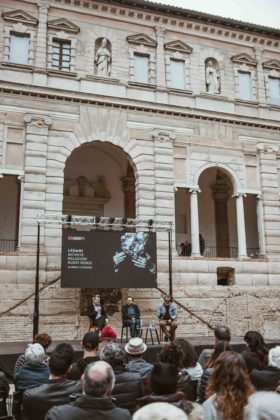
[95,216,100,224]
[122,218,128,230]
[109,217,115,231]
[66,215,72,228]
[148,219,154,232]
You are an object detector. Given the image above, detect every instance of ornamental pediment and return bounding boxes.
[47,18,80,33]
[263,59,280,70]
[126,33,157,47]
[164,40,193,54]
[231,53,257,66]
[2,9,38,25]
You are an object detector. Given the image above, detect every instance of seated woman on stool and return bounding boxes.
[88,294,108,332]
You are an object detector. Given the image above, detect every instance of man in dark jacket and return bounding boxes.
[22,343,82,420]
[250,345,280,391]
[88,294,108,331]
[100,342,143,413]
[122,296,141,338]
[67,331,100,380]
[45,361,131,420]
[0,371,9,416]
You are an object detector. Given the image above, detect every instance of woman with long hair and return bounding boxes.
[242,330,268,372]
[198,340,232,403]
[174,339,203,381]
[203,351,254,420]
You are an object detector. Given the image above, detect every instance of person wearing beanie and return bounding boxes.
[100,324,117,341]
[67,331,100,380]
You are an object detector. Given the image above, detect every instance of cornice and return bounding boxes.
[40,0,280,49]
[0,82,279,132]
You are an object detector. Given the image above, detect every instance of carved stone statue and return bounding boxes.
[205,60,220,94]
[95,38,111,77]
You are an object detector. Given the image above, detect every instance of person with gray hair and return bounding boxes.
[250,345,280,391]
[14,343,50,391]
[100,342,143,413]
[244,391,280,420]
[45,361,131,419]
[133,402,188,420]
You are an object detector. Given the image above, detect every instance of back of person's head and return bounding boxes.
[206,340,233,368]
[100,324,117,341]
[49,343,74,376]
[25,343,45,366]
[244,391,280,420]
[268,346,280,369]
[214,325,231,342]
[100,342,126,368]
[244,330,268,365]
[132,402,188,420]
[83,360,115,397]
[207,351,254,419]
[159,343,184,370]
[82,331,99,351]
[150,363,178,395]
[174,339,198,368]
[33,333,52,350]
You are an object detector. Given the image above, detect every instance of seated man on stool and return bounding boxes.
[122,296,141,337]
[88,294,108,332]
[157,295,177,341]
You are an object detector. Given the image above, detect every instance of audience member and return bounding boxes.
[241,330,268,372]
[14,343,50,391]
[250,345,280,391]
[133,402,188,420]
[244,391,280,420]
[203,351,254,420]
[45,361,131,420]
[0,370,9,416]
[88,294,108,331]
[137,363,203,419]
[175,339,203,380]
[198,340,232,404]
[199,233,205,255]
[125,338,153,379]
[159,343,194,401]
[22,343,82,420]
[67,331,100,380]
[157,295,177,341]
[14,333,52,375]
[122,296,141,338]
[100,323,117,342]
[198,325,231,368]
[100,342,143,412]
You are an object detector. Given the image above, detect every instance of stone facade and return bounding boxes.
[0,0,280,342]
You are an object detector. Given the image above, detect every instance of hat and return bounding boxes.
[125,337,147,355]
[100,324,117,340]
[82,331,99,350]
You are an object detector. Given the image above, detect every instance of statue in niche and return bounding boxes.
[93,175,110,199]
[95,38,111,77]
[205,60,220,94]
[66,176,94,197]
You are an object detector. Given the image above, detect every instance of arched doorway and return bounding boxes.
[63,141,136,219]
[63,141,136,316]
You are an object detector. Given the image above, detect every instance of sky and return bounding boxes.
[148,0,280,29]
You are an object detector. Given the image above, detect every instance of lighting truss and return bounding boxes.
[36,214,172,231]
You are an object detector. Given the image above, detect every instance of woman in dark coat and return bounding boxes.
[241,330,268,373]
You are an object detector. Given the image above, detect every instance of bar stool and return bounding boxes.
[120,326,129,343]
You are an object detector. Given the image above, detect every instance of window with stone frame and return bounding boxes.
[263,60,280,106]
[2,10,38,67]
[164,40,193,92]
[51,39,71,71]
[127,33,157,85]
[231,53,257,102]
[47,18,80,73]
[9,33,30,65]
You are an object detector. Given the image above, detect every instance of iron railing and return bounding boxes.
[0,239,18,252]
[178,245,260,258]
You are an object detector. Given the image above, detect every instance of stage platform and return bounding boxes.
[1,336,279,380]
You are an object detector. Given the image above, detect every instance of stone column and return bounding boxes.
[155,26,166,88]
[189,188,200,256]
[35,2,49,69]
[22,114,52,249]
[256,194,266,256]
[17,175,25,248]
[254,47,267,104]
[235,193,247,258]
[257,143,280,257]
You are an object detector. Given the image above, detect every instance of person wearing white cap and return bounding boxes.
[125,338,153,379]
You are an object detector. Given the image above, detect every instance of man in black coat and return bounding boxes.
[88,294,108,331]
[22,343,82,420]
[122,296,141,338]
[250,345,280,391]
[45,361,131,420]
[0,371,9,416]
